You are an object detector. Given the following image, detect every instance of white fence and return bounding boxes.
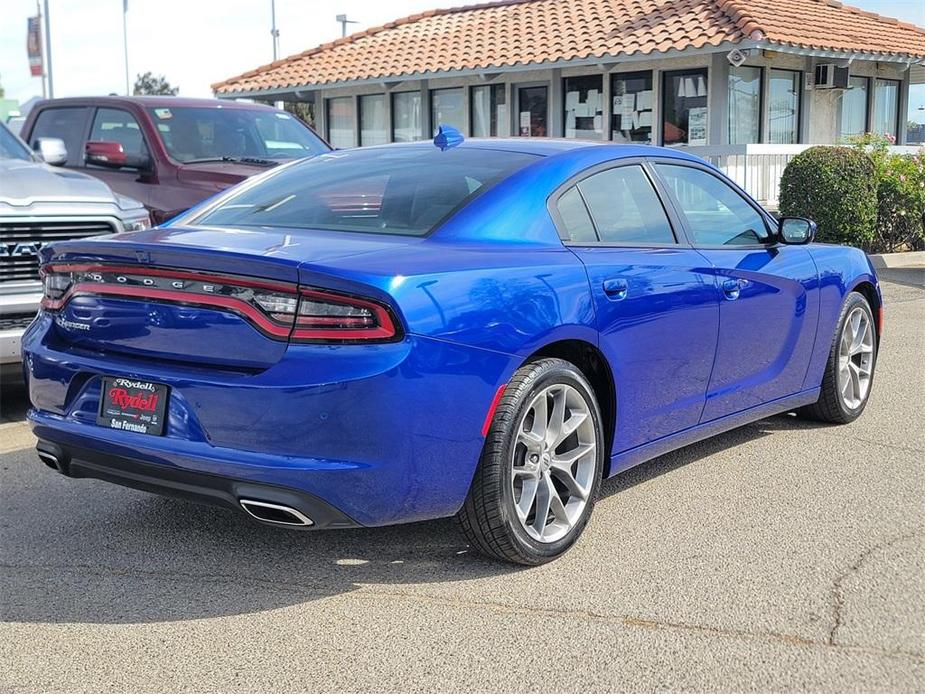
[683,144,921,210]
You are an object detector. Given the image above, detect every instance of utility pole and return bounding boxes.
[43,0,53,97]
[123,0,130,95]
[336,14,359,38]
[271,0,280,60]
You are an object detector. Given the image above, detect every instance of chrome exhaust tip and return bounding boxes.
[239,499,314,527]
[37,450,63,472]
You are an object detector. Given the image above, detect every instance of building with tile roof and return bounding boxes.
[213,0,925,188]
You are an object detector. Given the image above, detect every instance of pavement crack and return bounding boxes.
[828,531,921,648]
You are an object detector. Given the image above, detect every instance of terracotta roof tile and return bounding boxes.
[213,0,925,94]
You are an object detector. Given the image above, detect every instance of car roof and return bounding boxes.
[30,96,279,111]
[357,137,704,164]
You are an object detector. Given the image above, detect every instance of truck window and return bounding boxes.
[89,108,150,168]
[29,107,92,166]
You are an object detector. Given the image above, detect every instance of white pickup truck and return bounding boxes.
[0,122,150,379]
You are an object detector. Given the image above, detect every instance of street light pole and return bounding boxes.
[42,0,53,97]
[271,0,280,61]
[123,0,130,94]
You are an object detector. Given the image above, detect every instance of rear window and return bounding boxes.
[192,147,539,236]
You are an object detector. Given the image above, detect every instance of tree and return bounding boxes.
[132,72,178,96]
[0,74,5,98]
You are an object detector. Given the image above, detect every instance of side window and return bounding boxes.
[29,107,92,166]
[89,108,149,167]
[655,164,770,245]
[577,165,675,244]
[555,187,597,242]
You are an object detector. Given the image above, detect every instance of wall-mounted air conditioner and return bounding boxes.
[814,64,850,89]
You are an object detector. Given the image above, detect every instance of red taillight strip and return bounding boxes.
[47,283,292,337]
[291,288,398,342]
[41,263,402,343]
[44,264,296,293]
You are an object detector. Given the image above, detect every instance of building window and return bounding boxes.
[392,91,422,142]
[840,76,869,139]
[727,66,762,144]
[326,97,355,148]
[563,75,603,140]
[470,84,507,137]
[662,68,708,146]
[873,78,900,140]
[611,71,653,143]
[430,87,465,135]
[358,94,387,146]
[768,69,801,144]
[517,85,548,137]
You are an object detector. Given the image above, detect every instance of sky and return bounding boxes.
[1,0,924,122]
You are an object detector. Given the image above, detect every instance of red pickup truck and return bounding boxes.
[20,96,330,224]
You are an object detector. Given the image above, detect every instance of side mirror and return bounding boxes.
[85,140,152,171]
[35,137,67,166]
[778,217,816,245]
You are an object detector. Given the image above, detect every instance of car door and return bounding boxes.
[550,161,720,453]
[652,161,819,422]
[85,107,153,209]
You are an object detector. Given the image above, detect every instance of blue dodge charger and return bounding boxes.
[23,133,881,564]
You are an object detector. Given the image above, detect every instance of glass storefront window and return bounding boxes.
[873,79,900,140]
[563,75,603,140]
[611,71,653,143]
[326,97,355,149]
[359,94,387,146]
[840,76,869,139]
[431,87,465,135]
[471,84,507,137]
[727,66,762,144]
[391,91,422,142]
[517,86,548,137]
[768,69,801,144]
[662,68,709,146]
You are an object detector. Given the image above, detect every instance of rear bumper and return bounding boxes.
[34,437,358,529]
[24,314,518,526]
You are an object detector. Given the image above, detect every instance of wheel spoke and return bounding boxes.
[515,478,539,521]
[529,392,548,440]
[545,387,566,447]
[552,442,594,467]
[553,410,588,448]
[547,477,569,524]
[848,362,861,403]
[531,477,552,537]
[550,464,588,501]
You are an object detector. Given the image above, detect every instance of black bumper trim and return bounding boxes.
[35,439,360,530]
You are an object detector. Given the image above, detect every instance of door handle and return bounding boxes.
[722,278,747,301]
[602,278,628,301]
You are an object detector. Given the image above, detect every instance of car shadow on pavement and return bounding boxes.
[0,412,816,625]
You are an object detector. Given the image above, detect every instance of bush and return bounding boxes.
[846,134,925,252]
[779,146,878,249]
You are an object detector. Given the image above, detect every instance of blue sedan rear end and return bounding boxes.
[22,138,882,564]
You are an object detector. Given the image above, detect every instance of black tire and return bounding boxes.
[800,291,878,424]
[456,358,605,565]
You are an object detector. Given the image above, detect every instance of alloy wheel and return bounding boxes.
[837,306,875,410]
[511,383,597,543]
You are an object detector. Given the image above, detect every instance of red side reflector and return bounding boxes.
[876,306,885,338]
[481,384,507,437]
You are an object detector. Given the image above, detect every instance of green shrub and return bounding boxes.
[846,134,925,252]
[779,146,878,249]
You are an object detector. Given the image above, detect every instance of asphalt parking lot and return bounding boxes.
[1,277,922,693]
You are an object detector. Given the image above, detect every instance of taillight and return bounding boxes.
[40,263,399,343]
[291,289,398,342]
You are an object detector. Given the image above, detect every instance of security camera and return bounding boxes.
[726,49,748,68]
